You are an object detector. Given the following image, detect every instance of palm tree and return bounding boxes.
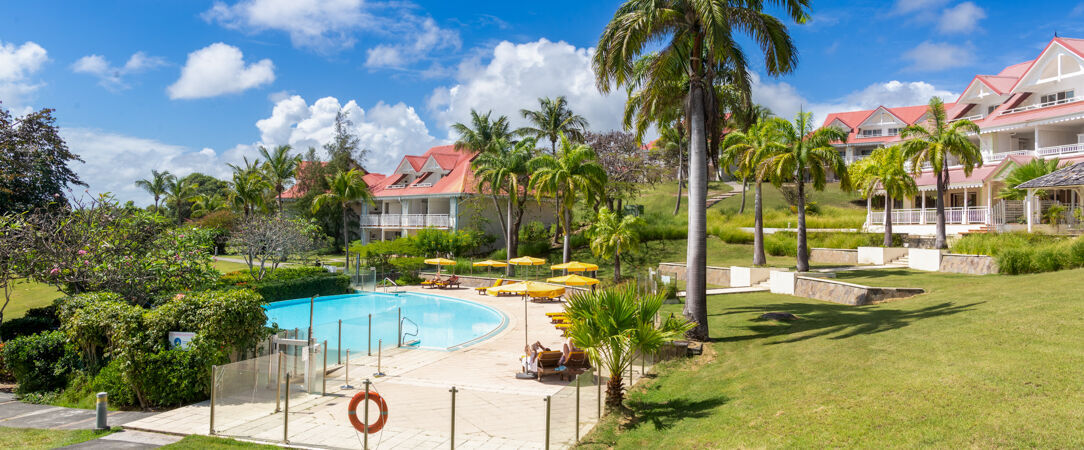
[529,134,608,263]
[594,0,809,340]
[452,109,514,153]
[849,145,917,247]
[721,120,786,266]
[164,175,199,225]
[191,193,229,218]
[762,112,849,272]
[587,207,643,281]
[229,170,270,218]
[724,104,774,213]
[472,138,534,276]
[312,169,374,273]
[135,170,171,212]
[564,285,692,408]
[901,97,983,249]
[999,158,1060,200]
[259,145,301,213]
[517,96,590,154]
[655,122,687,215]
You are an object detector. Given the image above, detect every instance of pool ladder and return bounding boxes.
[399,316,420,347]
[381,277,403,293]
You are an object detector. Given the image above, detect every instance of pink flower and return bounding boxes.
[78,250,87,255]
[50,268,60,275]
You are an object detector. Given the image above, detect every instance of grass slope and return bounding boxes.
[3,279,63,320]
[580,269,1084,448]
[0,427,114,449]
[164,435,279,449]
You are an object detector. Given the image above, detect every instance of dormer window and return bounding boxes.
[1040,89,1075,105]
[860,129,883,137]
[886,128,901,136]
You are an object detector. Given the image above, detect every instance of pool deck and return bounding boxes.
[123,286,609,449]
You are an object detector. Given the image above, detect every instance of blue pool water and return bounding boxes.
[264,292,507,351]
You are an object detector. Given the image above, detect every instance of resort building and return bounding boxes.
[823,36,1084,235]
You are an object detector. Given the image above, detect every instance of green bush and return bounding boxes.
[709,226,754,244]
[131,346,223,407]
[997,248,1035,275]
[397,273,424,285]
[489,248,507,260]
[764,236,791,256]
[2,331,78,394]
[220,268,352,303]
[1032,247,1066,273]
[56,292,142,372]
[640,224,687,241]
[90,359,138,407]
[953,233,1084,275]
[1,301,61,341]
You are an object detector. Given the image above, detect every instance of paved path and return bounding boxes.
[0,392,181,448]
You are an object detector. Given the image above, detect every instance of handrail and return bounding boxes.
[399,317,419,347]
[381,277,399,293]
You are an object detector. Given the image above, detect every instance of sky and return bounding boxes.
[3,0,1084,205]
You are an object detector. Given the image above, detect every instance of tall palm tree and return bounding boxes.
[134,169,171,212]
[259,145,301,213]
[999,158,1060,200]
[564,285,692,407]
[529,134,608,263]
[655,122,687,215]
[849,145,917,247]
[724,104,774,213]
[164,175,199,225]
[229,170,270,218]
[191,193,229,218]
[762,112,849,272]
[588,207,643,281]
[517,96,590,154]
[594,0,809,340]
[901,97,983,249]
[721,119,786,266]
[452,109,514,153]
[472,138,535,276]
[312,169,374,273]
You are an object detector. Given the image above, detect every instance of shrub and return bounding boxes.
[90,359,138,407]
[489,248,507,260]
[1032,247,1066,273]
[764,236,791,256]
[709,226,754,244]
[130,346,224,407]
[220,268,352,303]
[397,273,424,285]
[640,224,687,241]
[0,310,59,341]
[1068,239,1084,267]
[56,292,141,372]
[996,248,1035,275]
[2,331,78,394]
[518,241,552,259]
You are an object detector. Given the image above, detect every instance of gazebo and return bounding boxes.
[1015,162,1084,232]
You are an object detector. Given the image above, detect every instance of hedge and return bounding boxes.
[221,267,353,302]
[1,331,79,394]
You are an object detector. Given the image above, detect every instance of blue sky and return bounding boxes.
[3,0,1084,204]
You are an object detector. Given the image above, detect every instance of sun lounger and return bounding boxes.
[534,351,565,380]
[560,351,591,381]
[436,275,460,289]
[475,278,504,294]
[421,278,437,288]
[529,294,561,303]
[545,312,567,317]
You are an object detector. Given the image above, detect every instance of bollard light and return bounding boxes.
[96,392,108,431]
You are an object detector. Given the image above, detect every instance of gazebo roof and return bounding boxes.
[1016,162,1084,189]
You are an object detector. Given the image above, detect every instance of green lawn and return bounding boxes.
[3,278,63,320]
[163,435,279,449]
[212,259,252,273]
[579,269,1084,448]
[0,427,114,449]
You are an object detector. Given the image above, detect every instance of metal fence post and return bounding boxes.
[397,308,402,348]
[363,379,371,450]
[368,314,372,356]
[374,339,385,377]
[293,328,299,375]
[209,366,216,435]
[449,386,457,449]
[341,349,354,389]
[544,395,552,450]
[322,340,328,396]
[597,370,602,419]
[308,296,315,346]
[575,373,581,442]
[267,336,273,388]
[283,372,290,444]
[275,352,283,413]
[337,319,342,364]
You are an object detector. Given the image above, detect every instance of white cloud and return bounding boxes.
[752,74,957,125]
[901,41,974,72]
[938,2,985,34]
[71,51,166,91]
[892,0,948,15]
[0,40,48,113]
[427,38,628,140]
[364,17,461,70]
[203,0,369,51]
[167,43,275,99]
[256,95,439,174]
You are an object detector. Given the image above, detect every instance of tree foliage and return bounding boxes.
[999,158,1061,200]
[227,214,324,280]
[0,107,86,214]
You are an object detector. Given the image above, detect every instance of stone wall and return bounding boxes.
[939,254,998,275]
[810,248,858,265]
[794,277,925,306]
[657,263,730,286]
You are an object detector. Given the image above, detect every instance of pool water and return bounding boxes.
[264,292,507,351]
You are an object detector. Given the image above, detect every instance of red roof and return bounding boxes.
[368,145,480,197]
[911,155,1028,189]
[822,103,954,144]
[998,60,1032,78]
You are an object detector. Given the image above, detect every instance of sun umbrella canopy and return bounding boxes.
[424,258,457,266]
[487,281,565,297]
[546,274,599,286]
[550,261,599,272]
[508,256,546,266]
[472,260,509,268]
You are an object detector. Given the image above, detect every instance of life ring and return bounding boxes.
[347,391,389,434]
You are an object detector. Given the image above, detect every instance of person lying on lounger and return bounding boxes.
[559,337,579,366]
[522,341,551,374]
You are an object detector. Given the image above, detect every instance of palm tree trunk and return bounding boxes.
[562,208,571,263]
[278,190,283,214]
[505,196,514,277]
[683,77,709,341]
[342,207,350,273]
[935,168,948,249]
[613,249,621,281]
[738,176,748,214]
[606,370,625,407]
[796,177,809,272]
[673,146,684,215]
[753,179,766,266]
[884,196,894,247]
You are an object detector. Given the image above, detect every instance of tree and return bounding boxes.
[901,97,983,249]
[587,207,643,281]
[849,145,917,247]
[228,215,323,280]
[191,193,229,218]
[258,145,302,213]
[229,170,269,218]
[312,169,374,273]
[472,138,534,276]
[529,134,608,263]
[654,122,688,215]
[721,119,785,266]
[594,0,809,340]
[325,111,367,169]
[0,215,31,340]
[452,109,514,153]
[999,158,1060,200]
[517,96,590,154]
[135,170,171,212]
[762,112,849,272]
[164,175,199,224]
[589,131,662,213]
[0,107,86,214]
[724,104,774,213]
[564,285,692,407]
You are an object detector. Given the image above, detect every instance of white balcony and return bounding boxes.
[360,213,453,229]
[1036,142,1084,158]
[868,206,989,225]
[1001,95,1084,115]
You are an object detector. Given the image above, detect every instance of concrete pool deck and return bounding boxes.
[124,285,625,449]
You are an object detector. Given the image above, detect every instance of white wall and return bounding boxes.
[908,248,943,271]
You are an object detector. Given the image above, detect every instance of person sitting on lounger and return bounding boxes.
[522,341,551,374]
[559,338,579,366]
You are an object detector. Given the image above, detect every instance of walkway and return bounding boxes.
[0,392,180,448]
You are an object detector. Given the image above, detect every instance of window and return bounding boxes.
[987,105,997,114]
[1040,90,1075,105]
[886,128,901,136]
[860,129,882,137]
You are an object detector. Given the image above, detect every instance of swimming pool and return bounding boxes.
[264,292,508,351]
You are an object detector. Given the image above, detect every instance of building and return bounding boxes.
[822,36,1084,235]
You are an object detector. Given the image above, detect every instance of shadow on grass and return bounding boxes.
[832,268,921,280]
[713,301,981,344]
[621,395,729,432]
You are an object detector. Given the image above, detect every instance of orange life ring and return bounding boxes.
[347,391,389,434]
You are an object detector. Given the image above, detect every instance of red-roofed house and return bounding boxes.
[822,37,1084,235]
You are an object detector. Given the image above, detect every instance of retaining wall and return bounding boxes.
[857,247,909,265]
[939,254,998,275]
[794,277,925,306]
[657,263,730,286]
[810,248,858,265]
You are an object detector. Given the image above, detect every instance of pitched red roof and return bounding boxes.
[822,103,955,144]
[998,60,1032,78]
[369,145,479,197]
[404,155,427,171]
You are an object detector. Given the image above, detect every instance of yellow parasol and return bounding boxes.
[508,256,546,279]
[546,274,600,286]
[472,259,509,275]
[550,261,599,273]
[486,281,566,297]
[424,257,456,276]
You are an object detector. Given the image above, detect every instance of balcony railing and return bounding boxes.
[360,213,452,229]
[1036,142,1084,157]
[950,113,985,122]
[1001,95,1084,115]
[867,206,988,225]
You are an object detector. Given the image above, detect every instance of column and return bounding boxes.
[920,193,927,224]
[1034,127,1041,153]
[986,183,993,224]
[963,188,969,224]
[1026,189,1034,233]
[449,196,459,231]
[883,193,889,226]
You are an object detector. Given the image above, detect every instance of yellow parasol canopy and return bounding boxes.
[472,259,509,268]
[550,261,599,272]
[546,274,599,286]
[424,258,457,266]
[487,281,565,297]
[508,256,546,266]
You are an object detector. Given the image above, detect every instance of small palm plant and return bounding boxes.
[587,207,643,281]
[313,169,374,273]
[564,285,693,408]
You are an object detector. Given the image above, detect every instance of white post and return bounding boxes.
[921,193,927,224]
[1026,189,1035,233]
[986,183,993,224]
[865,195,872,229]
[963,188,969,224]
[883,193,889,225]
